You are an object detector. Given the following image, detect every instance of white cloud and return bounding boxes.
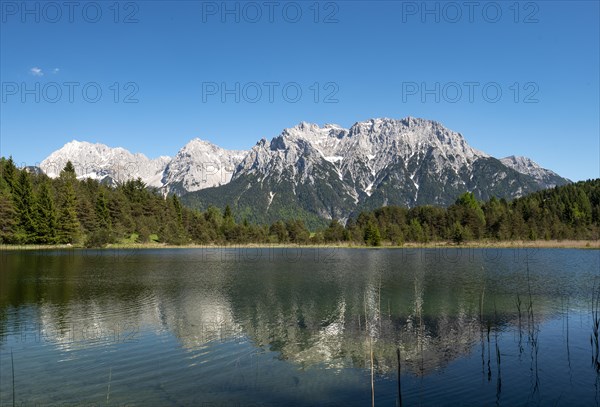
[52,68,60,74]
[30,67,44,76]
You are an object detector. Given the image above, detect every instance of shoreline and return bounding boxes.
[0,239,598,251]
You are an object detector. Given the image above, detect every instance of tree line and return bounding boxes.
[1,157,598,247]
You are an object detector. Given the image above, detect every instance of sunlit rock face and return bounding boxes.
[40,139,247,195]
[40,118,569,225]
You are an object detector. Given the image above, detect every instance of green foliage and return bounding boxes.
[13,170,37,243]
[84,229,116,248]
[451,221,472,244]
[56,177,81,244]
[34,181,57,244]
[0,188,17,243]
[323,219,346,242]
[345,180,600,244]
[62,161,76,177]
[1,157,18,192]
[269,220,288,243]
[95,189,111,230]
[286,219,310,244]
[364,222,381,246]
[449,192,486,239]
[0,157,598,248]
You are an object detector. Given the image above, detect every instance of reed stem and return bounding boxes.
[11,348,15,407]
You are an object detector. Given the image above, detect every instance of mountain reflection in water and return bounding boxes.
[1,248,598,405]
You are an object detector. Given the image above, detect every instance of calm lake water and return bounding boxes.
[1,247,599,406]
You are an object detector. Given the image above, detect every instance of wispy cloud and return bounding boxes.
[30,67,44,76]
[52,68,60,74]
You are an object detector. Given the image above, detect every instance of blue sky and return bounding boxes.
[1,0,598,181]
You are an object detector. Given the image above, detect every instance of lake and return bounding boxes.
[1,247,599,406]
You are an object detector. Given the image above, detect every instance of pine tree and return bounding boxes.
[158,195,188,245]
[451,221,471,244]
[173,194,183,226]
[61,161,77,178]
[224,204,233,220]
[450,192,486,239]
[95,189,112,230]
[0,188,17,243]
[77,196,98,233]
[84,190,116,248]
[13,170,36,243]
[1,157,18,192]
[324,219,345,242]
[34,181,57,244]
[56,177,81,244]
[286,219,310,243]
[269,220,288,242]
[364,222,381,246]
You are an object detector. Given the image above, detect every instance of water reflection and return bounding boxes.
[1,248,599,405]
[0,249,593,369]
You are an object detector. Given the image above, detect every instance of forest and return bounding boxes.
[1,157,598,247]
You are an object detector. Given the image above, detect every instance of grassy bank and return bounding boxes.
[1,239,598,251]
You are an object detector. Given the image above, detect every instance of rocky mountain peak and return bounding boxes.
[500,155,567,188]
[40,118,570,219]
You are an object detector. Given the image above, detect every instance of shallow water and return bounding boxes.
[0,247,599,406]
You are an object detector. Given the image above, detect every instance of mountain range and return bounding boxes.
[39,117,569,225]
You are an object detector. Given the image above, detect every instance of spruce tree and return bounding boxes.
[364,222,381,246]
[56,167,81,244]
[13,170,36,243]
[159,196,187,245]
[95,189,112,230]
[61,161,77,178]
[173,194,183,226]
[34,181,57,243]
[224,204,232,220]
[77,196,98,233]
[0,188,17,243]
[269,220,288,242]
[1,157,17,192]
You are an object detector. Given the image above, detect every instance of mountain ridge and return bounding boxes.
[38,117,570,225]
[181,117,570,224]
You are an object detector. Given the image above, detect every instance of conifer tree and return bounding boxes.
[13,170,36,243]
[34,181,57,243]
[77,196,97,233]
[0,188,17,243]
[224,204,233,220]
[1,157,17,192]
[56,164,81,244]
[61,161,77,178]
[364,222,381,246]
[95,189,112,230]
[173,194,183,226]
